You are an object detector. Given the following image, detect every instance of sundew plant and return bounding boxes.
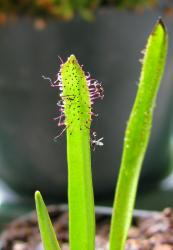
[35,19,168,250]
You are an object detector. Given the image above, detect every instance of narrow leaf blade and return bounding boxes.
[109,19,168,250]
[35,191,61,250]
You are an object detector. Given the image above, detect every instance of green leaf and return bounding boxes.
[60,55,95,250]
[35,191,61,250]
[114,0,156,9]
[109,19,168,250]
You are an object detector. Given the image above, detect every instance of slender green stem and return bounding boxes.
[109,19,168,250]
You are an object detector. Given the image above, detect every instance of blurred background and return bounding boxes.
[0,0,173,227]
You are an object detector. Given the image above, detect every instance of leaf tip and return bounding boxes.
[35,190,41,202]
[67,54,77,63]
[151,17,167,35]
[157,17,167,32]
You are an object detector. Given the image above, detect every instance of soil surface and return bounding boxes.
[1,206,173,250]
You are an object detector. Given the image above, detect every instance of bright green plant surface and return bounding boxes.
[61,55,95,250]
[35,191,61,250]
[109,19,168,250]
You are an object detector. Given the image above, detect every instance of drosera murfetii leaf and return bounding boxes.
[62,55,102,250]
[109,18,168,250]
[35,191,61,250]
[52,54,104,141]
[51,55,103,250]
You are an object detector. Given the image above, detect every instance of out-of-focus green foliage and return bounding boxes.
[114,0,156,9]
[0,0,157,21]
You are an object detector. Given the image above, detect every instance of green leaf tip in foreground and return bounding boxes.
[53,55,103,250]
[109,19,168,250]
[35,191,61,250]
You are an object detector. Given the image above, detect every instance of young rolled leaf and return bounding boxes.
[54,55,103,250]
[109,19,168,250]
[35,191,61,250]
